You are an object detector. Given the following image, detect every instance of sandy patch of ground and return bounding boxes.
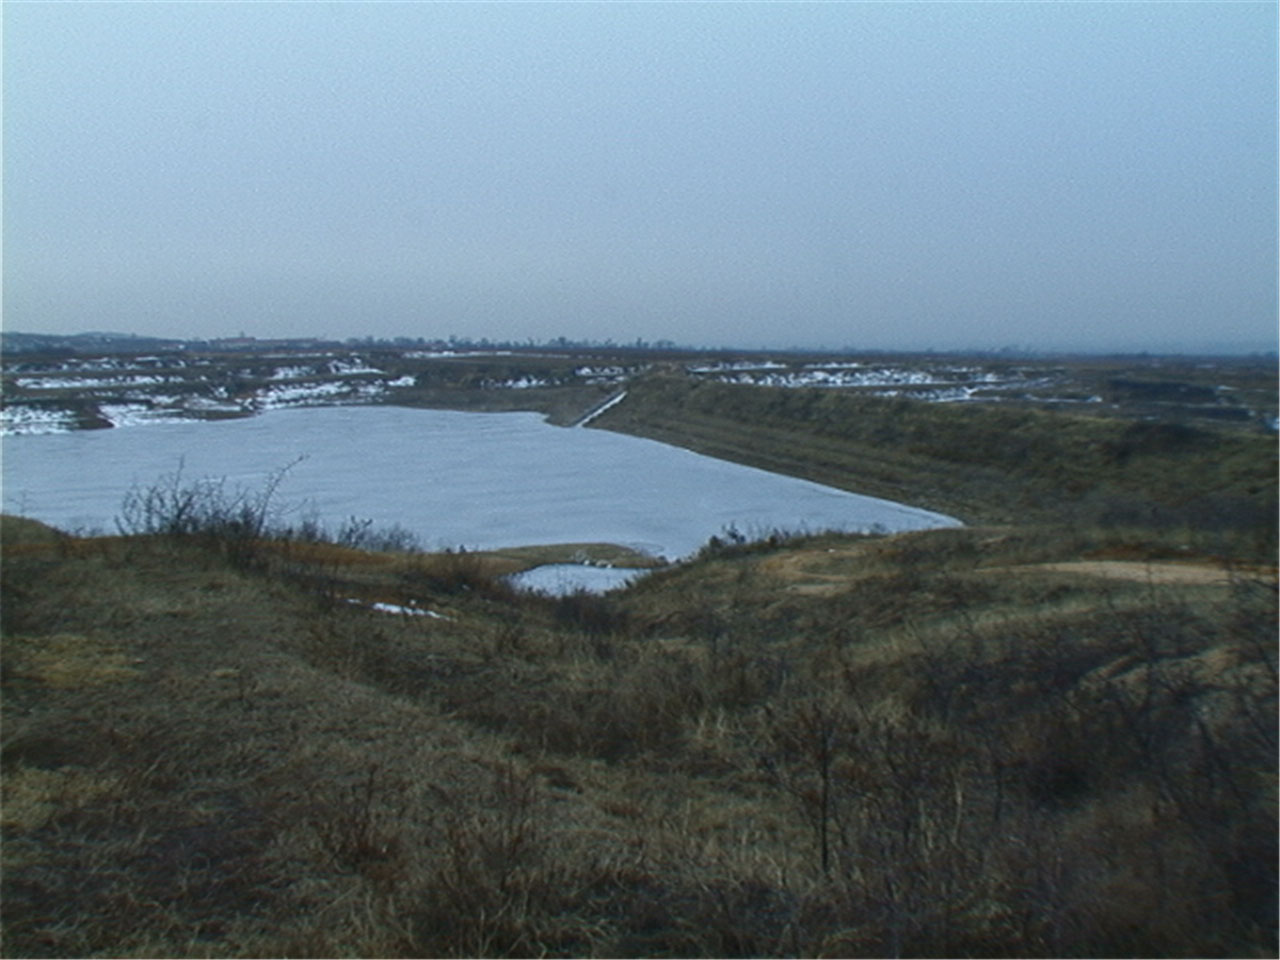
[754,545,1276,596]
[999,560,1276,586]
[756,544,882,595]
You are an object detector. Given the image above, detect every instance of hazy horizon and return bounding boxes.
[4,325,1278,360]
[4,2,1277,354]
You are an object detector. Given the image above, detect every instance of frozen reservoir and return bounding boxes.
[2,406,959,585]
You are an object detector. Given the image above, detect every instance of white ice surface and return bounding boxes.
[508,564,643,595]
[576,391,628,427]
[254,380,354,408]
[98,404,195,428]
[325,360,384,376]
[2,405,960,559]
[0,406,78,436]
[15,374,173,390]
[483,376,550,389]
[270,365,316,380]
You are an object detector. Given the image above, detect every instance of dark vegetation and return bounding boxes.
[591,374,1276,559]
[2,356,1276,958]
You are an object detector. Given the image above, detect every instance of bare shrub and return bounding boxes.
[333,515,420,553]
[408,762,598,957]
[308,763,411,890]
[403,548,512,599]
[551,588,630,635]
[115,458,304,568]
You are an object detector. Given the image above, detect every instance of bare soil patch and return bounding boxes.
[998,559,1276,586]
[756,543,882,595]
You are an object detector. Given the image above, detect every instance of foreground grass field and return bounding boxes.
[2,508,1275,958]
[2,376,1276,958]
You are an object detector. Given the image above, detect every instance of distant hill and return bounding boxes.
[0,331,350,355]
[0,331,188,355]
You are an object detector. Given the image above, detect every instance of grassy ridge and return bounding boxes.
[2,516,1276,957]
[591,375,1276,548]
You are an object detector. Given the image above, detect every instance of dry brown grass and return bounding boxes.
[1,520,1274,957]
[590,375,1278,562]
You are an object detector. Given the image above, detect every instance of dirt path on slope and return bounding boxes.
[755,544,1275,596]
[755,544,885,595]
[996,560,1276,586]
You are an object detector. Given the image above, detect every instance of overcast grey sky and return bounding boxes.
[4,2,1276,352]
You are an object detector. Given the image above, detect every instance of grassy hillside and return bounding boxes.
[591,375,1276,557]
[3,374,1275,957]
[2,513,1275,957]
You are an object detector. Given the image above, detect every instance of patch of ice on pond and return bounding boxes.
[508,564,643,596]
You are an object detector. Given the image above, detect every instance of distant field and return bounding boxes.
[4,343,1274,435]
